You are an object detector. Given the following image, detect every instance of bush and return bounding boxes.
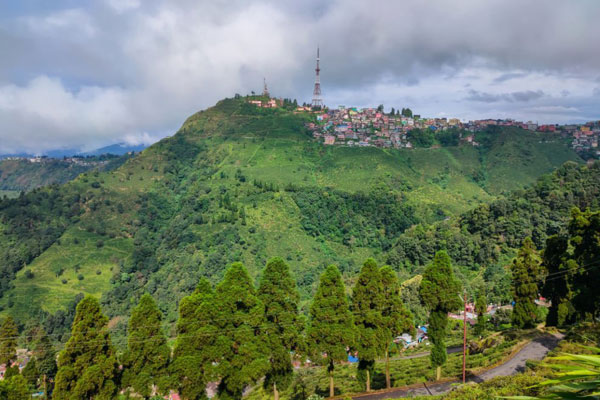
[61,279,68,284]
[77,274,84,281]
[96,270,102,275]
[25,270,34,279]
[96,240,104,248]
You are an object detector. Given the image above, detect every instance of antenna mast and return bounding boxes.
[312,47,323,108]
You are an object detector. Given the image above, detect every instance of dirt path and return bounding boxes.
[352,333,564,400]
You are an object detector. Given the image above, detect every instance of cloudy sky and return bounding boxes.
[1,0,600,154]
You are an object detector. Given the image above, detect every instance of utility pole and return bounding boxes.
[459,289,468,384]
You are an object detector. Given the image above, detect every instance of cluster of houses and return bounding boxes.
[289,103,600,157]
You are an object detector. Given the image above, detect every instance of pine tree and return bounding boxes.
[214,262,269,400]
[34,330,57,400]
[474,293,487,336]
[380,265,414,389]
[307,264,355,397]
[0,374,30,400]
[53,296,120,400]
[511,237,541,329]
[351,259,386,392]
[22,357,38,387]
[258,257,303,400]
[0,316,18,368]
[541,235,573,327]
[420,251,461,380]
[122,294,170,399]
[171,278,218,400]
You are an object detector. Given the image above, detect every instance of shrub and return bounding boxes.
[77,274,84,281]
[25,270,34,279]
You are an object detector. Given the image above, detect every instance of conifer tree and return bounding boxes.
[380,265,414,389]
[541,235,573,327]
[34,330,57,400]
[511,237,541,329]
[53,296,120,400]
[308,264,355,397]
[0,374,30,400]
[258,257,303,400]
[122,294,170,399]
[420,251,461,380]
[171,278,218,400]
[214,262,269,400]
[474,293,487,336]
[21,357,38,387]
[351,259,386,392]
[0,316,18,368]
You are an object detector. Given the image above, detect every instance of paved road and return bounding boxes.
[352,333,564,400]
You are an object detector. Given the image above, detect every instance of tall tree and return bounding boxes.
[34,330,57,400]
[380,265,414,389]
[171,278,218,400]
[511,237,541,329]
[307,264,355,397]
[0,374,30,400]
[420,251,461,380]
[258,257,303,400]
[351,259,385,392]
[0,316,18,370]
[568,208,600,319]
[214,262,269,400]
[474,293,487,336]
[122,294,170,399]
[53,296,120,400]
[541,235,575,327]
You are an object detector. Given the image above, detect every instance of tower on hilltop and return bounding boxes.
[263,77,269,97]
[312,47,323,108]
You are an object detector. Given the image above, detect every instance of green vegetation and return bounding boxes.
[0,96,586,333]
[0,154,133,192]
[308,265,356,397]
[122,294,170,399]
[258,257,303,400]
[54,296,120,400]
[420,251,462,380]
[511,238,542,329]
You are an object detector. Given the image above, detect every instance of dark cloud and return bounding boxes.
[466,89,545,103]
[0,0,599,153]
[493,72,528,83]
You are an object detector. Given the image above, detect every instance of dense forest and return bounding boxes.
[2,204,599,399]
[0,97,589,337]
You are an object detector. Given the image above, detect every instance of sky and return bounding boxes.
[1,0,600,154]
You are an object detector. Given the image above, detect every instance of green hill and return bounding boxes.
[0,154,133,193]
[0,96,584,328]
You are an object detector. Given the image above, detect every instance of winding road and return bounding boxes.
[351,333,564,400]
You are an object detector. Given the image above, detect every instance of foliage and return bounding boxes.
[475,293,488,335]
[0,316,18,366]
[214,262,269,400]
[257,257,302,398]
[408,128,434,148]
[351,259,386,390]
[0,374,30,400]
[308,264,356,396]
[53,296,120,400]
[511,238,542,329]
[122,294,170,399]
[171,278,216,400]
[504,349,600,399]
[420,251,461,375]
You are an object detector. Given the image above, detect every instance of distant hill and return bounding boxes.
[0,96,586,332]
[78,143,148,156]
[0,154,134,193]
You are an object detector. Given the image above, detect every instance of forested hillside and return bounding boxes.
[0,97,586,332]
[0,154,133,193]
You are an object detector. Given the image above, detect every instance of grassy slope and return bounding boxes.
[0,97,583,320]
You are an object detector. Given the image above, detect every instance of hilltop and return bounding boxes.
[0,96,585,331]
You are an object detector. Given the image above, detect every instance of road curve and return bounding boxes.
[351,333,564,400]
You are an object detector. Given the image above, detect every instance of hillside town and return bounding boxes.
[248,96,600,158]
